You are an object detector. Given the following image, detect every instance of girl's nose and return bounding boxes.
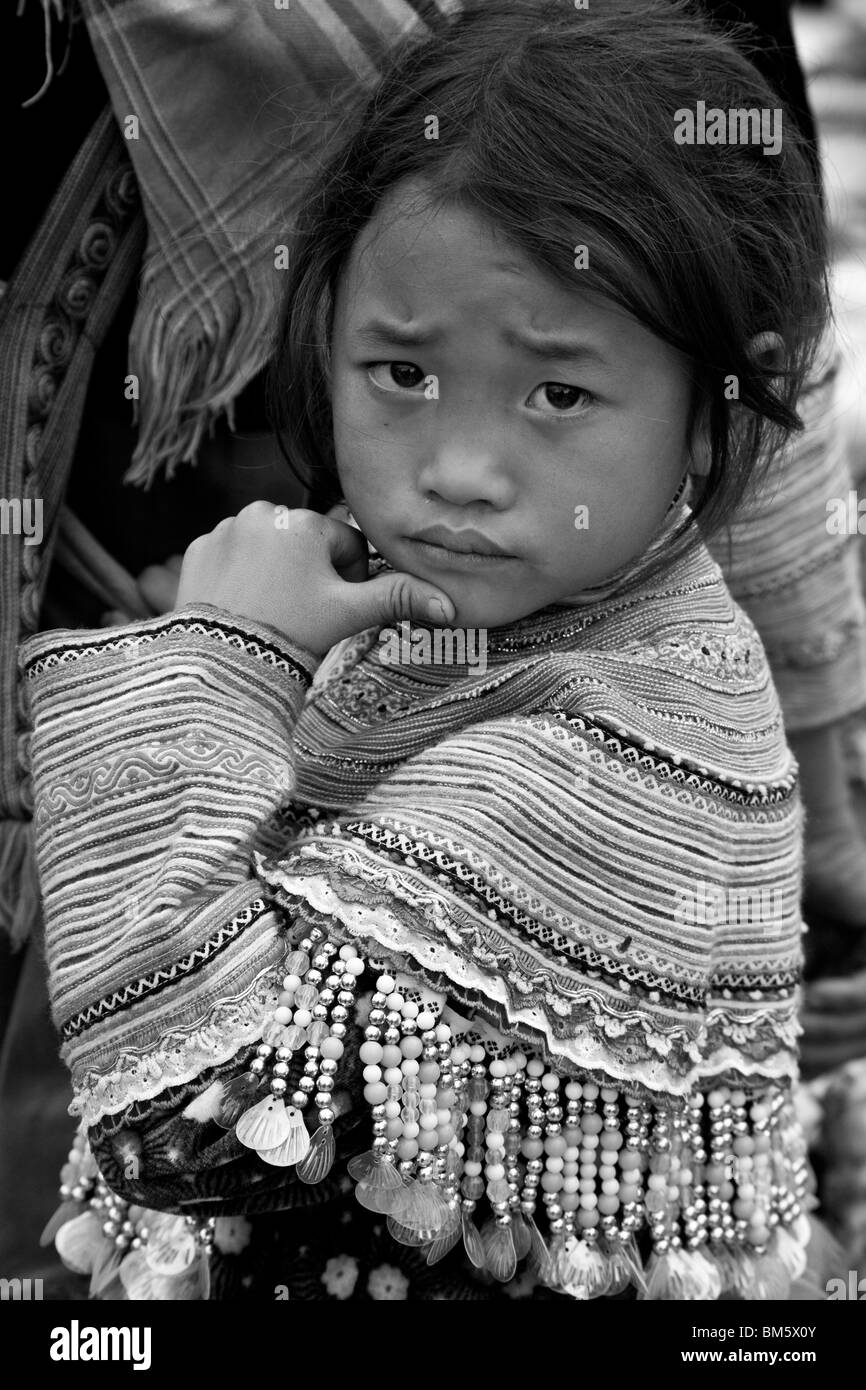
[417,438,515,509]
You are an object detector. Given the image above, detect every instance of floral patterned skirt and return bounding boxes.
[205,1183,585,1301]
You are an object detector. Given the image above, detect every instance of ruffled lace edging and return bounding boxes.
[254,852,798,1100]
[66,955,288,1128]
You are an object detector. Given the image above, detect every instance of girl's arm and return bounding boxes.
[19,603,318,1137]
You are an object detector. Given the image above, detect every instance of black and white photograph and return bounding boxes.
[2,0,866,1352]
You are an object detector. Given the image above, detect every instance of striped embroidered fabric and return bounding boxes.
[60,897,275,1042]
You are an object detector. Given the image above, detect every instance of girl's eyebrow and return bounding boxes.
[353,318,612,368]
[502,330,612,368]
[353,320,438,348]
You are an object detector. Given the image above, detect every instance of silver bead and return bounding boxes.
[250,1058,266,1075]
[256,1044,273,1058]
[337,991,354,1008]
[272,1062,290,1079]
[270,1078,288,1097]
[299,1076,315,1092]
[292,1091,307,1107]
[318,1107,335,1124]
[320,1059,338,1076]
[331,1023,347,1039]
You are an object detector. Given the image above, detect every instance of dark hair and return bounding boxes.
[268,0,829,554]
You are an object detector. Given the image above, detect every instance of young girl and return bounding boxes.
[21,0,832,1300]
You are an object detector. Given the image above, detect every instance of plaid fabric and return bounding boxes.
[74,0,463,489]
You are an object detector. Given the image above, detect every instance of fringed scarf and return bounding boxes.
[31,0,463,488]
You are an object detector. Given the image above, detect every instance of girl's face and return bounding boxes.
[331,183,693,629]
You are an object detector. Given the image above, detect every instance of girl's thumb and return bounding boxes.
[347,571,456,629]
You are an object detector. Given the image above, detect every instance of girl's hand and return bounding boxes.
[174,502,456,656]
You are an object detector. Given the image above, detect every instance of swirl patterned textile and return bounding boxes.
[17,504,816,1299]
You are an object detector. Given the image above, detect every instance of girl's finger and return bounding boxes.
[322,516,374,584]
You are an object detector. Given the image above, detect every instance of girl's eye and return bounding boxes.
[526,383,594,415]
[367,361,426,392]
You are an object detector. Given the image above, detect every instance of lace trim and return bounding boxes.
[66,954,287,1128]
[256,855,798,1097]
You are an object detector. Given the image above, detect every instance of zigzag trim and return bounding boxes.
[334,821,706,1004]
[61,897,275,1040]
[330,821,798,1002]
[22,615,313,687]
[552,711,797,805]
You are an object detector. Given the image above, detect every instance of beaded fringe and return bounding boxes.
[47,924,812,1300]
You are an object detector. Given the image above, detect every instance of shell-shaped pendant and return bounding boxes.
[481,1219,518,1282]
[90,1242,126,1297]
[257,1108,311,1167]
[215,1072,263,1130]
[606,1235,646,1296]
[351,1151,408,1213]
[145,1214,197,1276]
[296,1125,335,1184]
[557,1237,611,1301]
[119,1249,165,1300]
[773,1226,806,1282]
[387,1212,428,1247]
[54,1210,104,1275]
[749,1249,791,1300]
[41,1200,83,1248]
[512,1214,532,1261]
[639,1248,721,1301]
[425,1206,462,1264]
[462,1209,486,1268]
[391,1180,452,1239]
[235,1095,292,1151]
[524,1214,551,1280]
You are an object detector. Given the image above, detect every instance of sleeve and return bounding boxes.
[18,602,318,1141]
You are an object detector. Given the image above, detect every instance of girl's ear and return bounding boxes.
[748,330,786,377]
[687,405,713,480]
[687,331,786,482]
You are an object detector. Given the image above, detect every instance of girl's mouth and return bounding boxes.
[407,538,518,569]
